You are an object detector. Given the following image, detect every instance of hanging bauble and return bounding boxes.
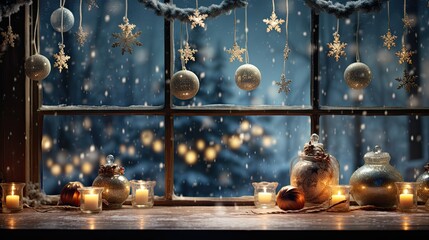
[234,63,261,91]
[24,54,51,81]
[344,61,372,90]
[50,7,75,32]
[170,69,200,100]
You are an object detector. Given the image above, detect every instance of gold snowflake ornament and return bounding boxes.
[53,43,71,73]
[275,74,292,95]
[75,26,89,47]
[189,9,208,29]
[396,69,418,93]
[112,17,143,55]
[402,15,414,30]
[225,42,246,62]
[178,42,198,64]
[283,43,291,61]
[1,26,19,48]
[327,32,347,62]
[263,11,285,33]
[395,45,413,64]
[381,30,397,50]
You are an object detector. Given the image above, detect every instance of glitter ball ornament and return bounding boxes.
[50,7,75,32]
[24,54,51,81]
[344,62,372,90]
[170,70,200,100]
[234,63,261,91]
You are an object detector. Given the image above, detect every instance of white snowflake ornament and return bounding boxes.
[178,42,198,64]
[53,43,71,73]
[1,26,19,48]
[225,42,246,62]
[112,17,143,55]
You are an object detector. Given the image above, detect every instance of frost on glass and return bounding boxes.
[40,0,164,106]
[172,0,311,107]
[173,116,310,197]
[319,1,429,107]
[320,116,429,185]
[41,116,165,196]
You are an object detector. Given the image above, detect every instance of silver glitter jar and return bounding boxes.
[349,145,403,208]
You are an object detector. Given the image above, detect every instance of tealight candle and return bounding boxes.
[395,182,418,212]
[399,189,414,208]
[252,181,278,209]
[0,182,25,213]
[135,188,149,205]
[5,194,20,209]
[77,187,104,213]
[130,180,157,208]
[84,193,99,211]
[258,191,272,204]
[331,191,346,205]
[328,185,351,212]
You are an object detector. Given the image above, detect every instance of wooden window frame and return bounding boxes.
[27,1,429,206]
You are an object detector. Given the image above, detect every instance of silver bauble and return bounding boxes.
[235,63,261,91]
[24,54,51,81]
[344,61,372,89]
[50,7,75,32]
[170,70,200,100]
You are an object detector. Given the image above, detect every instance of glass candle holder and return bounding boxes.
[77,187,104,213]
[328,185,351,212]
[395,182,418,212]
[0,182,25,213]
[130,180,156,208]
[252,181,278,209]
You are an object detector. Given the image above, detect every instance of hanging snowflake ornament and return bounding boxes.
[178,42,198,64]
[381,30,397,50]
[275,73,292,95]
[226,42,246,62]
[327,32,347,62]
[395,45,413,64]
[395,69,418,93]
[1,26,19,48]
[189,9,208,29]
[263,12,285,33]
[87,0,98,11]
[112,17,142,55]
[53,43,71,73]
[75,26,89,47]
[283,43,291,61]
[402,15,414,30]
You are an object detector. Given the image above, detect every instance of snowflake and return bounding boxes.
[395,45,413,65]
[178,42,198,64]
[395,69,418,93]
[189,9,208,29]
[112,17,143,55]
[327,32,347,62]
[53,43,71,73]
[402,15,414,30]
[1,26,19,48]
[87,0,98,11]
[225,42,246,62]
[275,74,292,95]
[75,26,89,47]
[283,43,291,61]
[381,30,397,50]
[263,11,285,33]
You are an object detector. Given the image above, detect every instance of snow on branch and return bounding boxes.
[0,0,32,22]
[304,0,388,19]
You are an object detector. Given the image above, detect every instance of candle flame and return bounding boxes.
[337,190,342,195]
[263,187,267,193]
[403,189,409,194]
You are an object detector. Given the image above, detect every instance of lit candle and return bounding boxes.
[258,188,272,204]
[331,191,346,205]
[135,188,149,205]
[399,189,414,209]
[83,193,99,211]
[5,194,20,209]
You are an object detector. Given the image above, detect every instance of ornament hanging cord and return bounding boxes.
[387,0,391,31]
[125,0,128,20]
[79,0,83,31]
[283,0,289,75]
[355,12,360,62]
[60,0,66,45]
[233,9,237,44]
[244,3,249,64]
[179,22,186,70]
[32,0,40,54]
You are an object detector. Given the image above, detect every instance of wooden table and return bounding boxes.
[1,205,428,238]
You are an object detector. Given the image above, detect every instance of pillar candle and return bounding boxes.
[399,193,414,208]
[135,188,149,205]
[331,192,346,205]
[5,195,20,209]
[84,193,99,211]
[258,192,272,204]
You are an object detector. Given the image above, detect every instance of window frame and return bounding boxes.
[28,1,429,205]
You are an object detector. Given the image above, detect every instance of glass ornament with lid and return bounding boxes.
[416,163,429,203]
[290,134,340,205]
[349,145,403,208]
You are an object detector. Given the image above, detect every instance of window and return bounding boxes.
[33,0,429,202]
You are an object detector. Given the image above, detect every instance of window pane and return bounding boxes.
[320,115,429,184]
[41,116,165,196]
[40,0,164,106]
[319,1,429,107]
[172,0,311,107]
[173,116,310,197]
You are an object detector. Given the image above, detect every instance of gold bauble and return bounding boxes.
[235,63,261,91]
[276,185,305,210]
[344,61,372,89]
[24,54,51,81]
[170,70,200,100]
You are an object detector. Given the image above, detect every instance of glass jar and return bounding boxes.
[92,154,130,209]
[130,180,156,208]
[77,187,104,213]
[0,182,26,213]
[290,134,339,205]
[349,145,403,208]
[252,181,278,208]
[416,163,429,203]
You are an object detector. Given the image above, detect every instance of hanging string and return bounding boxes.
[403,0,406,18]
[387,0,390,31]
[79,0,83,29]
[336,18,339,33]
[185,22,189,43]
[60,0,65,45]
[402,0,406,46]
[283,0,289,74]
[355,12,360,62]
[179,23,186,70]
[196,0,199,9]
[32,0,40,53]
[233,9,236,43]
[125,0,128,20]
[271,0,275,12]
[244,3,249,63]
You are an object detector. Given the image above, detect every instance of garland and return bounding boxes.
[304,0,389,19]
[0,0,32,22]
[138,0,247,22]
